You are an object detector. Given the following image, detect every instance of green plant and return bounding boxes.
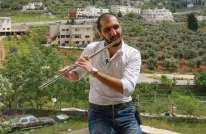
[195,72,206,90]
[174,94,203,119]
[160,75,177,94]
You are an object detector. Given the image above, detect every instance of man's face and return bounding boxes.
[99,16,122,46]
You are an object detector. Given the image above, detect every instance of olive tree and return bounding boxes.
[195,72,206,90]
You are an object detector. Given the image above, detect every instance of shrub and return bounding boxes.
[174,94,203,118]
[163,58,179,70]
[195,72,206,90]
[147,57,157,70]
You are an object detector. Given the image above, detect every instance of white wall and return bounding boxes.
[0,17,11,32]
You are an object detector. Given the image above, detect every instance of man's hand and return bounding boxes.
[59,66,79,81]
[75,56,93,74]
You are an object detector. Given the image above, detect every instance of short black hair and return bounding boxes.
[97,13,118,32]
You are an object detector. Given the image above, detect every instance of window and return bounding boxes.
[87,41,90,44]
[3,28,5,30]
[62,29,65,31]
[85,35,90,38]
[29,117,37,122]
[7,28,10,30]
[76,41,79,44]
[21,118,28,123]
[75,35,81,38]
[65,41,69,43]
[66,29,69,31]
[61,35,65,38]
[66,35,70,38]
[75,28,79,31]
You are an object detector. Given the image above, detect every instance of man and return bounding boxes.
[61,13,142,134]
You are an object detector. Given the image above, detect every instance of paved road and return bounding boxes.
[67,126,180,134]
[12,18,98,27]
[138,73,194,85]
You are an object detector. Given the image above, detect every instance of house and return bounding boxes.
[68,6,110,19]
[0,17,11,32]
[111,5,141,15]
[187,3,194,8]
[142,7,174,22]
[197,15,206,21]
[0,17,28,36]
[48,22,93,47]
[22,2,43,10]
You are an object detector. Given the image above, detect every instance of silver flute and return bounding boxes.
[39,37,123,89]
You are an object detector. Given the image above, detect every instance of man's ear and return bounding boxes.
[97,31,102,37]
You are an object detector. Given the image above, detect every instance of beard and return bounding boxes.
[103,35,122,47]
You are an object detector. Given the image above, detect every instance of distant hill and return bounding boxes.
[0,0,205,15]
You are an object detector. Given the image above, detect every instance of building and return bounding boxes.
[111,5,141,15]
[187,3,194,8]
[197,15,206,21]
[142,8,174,22]
[22,2,43,10]
[0,17,11,32]
[0,17,28,36]
[69,6,110,19]
[48,22,93,47]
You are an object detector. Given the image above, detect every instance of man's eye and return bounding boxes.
[114,25,119,29]
[104,28,110,32]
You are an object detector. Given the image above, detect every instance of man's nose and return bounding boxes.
[110,28,117,36]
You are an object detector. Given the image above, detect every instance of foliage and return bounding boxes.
[163,58,179,70]
[187,13,198,32]
[117,11,122,18]
[147,57,157,70]
[0,75,13,109]
[160,75,177,94]
[134,82,158,97]
[1,47,64,109]
[194,71,206,90]
[174,94,203,119]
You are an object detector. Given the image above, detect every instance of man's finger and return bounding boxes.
[79,57,87,62]
[84,56,90,61]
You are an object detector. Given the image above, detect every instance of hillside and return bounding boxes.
[0,0,206,15]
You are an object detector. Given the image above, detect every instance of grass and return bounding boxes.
[13,117,87,134]
[3,36,32,55]
[10,117,206,134]
[143,118,206,134]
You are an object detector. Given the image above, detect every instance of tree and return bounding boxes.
[195,72,206,90]
[187,13,198,32]
[163,58,179,70]
[2,47,64,110]
[21,48,64,110]
[147,57,157,70]
[2,53,24,109]
[160,75,177,94]
[117,11,122,17]
[0,75,14,109]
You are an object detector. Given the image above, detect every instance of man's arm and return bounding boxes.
[94,72,123,94]
[76,52,141,96]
